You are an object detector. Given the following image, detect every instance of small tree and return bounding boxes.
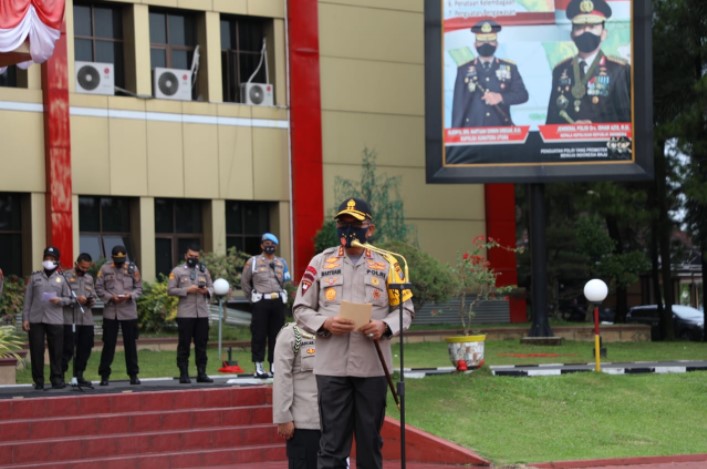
[378,240,457,310]
[333,147,414,244]
[454,236,521,336]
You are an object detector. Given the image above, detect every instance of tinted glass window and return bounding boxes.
[225,201,271,256]
[78,196,133,261]
[220,15,269,103]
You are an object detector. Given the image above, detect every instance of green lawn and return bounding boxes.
[13,329,707,465]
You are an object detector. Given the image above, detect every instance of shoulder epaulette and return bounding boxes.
[500,58,516,65]
[607,55,628,66]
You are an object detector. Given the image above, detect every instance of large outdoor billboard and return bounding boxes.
[425,0,653,183]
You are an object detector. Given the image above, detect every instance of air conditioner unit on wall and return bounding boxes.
[241,82,274,106]
[153,67,192,101]
[75,61,115,95]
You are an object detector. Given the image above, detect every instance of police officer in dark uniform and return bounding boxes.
[95,245,143,386]
[452,19,529,127]
[546,0,630,124]
[22,246,73,390]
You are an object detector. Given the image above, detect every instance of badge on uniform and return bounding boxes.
[325,287,336,301]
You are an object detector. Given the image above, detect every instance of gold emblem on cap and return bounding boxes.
[580,0,594,13]
[481,22,492,33]
[346,199,356,211]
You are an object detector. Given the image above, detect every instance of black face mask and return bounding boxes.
[263,246,276,255]
[186,257,199,268]
[337,224,368,248]
[76,268,87,276]
[113,257,126,266]
[572,31,601,53]
[476,43,496,58]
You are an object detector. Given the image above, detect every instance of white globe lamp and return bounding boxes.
[584,279,608,304]
[583,278,608,372]
[213,278,230,296]
[213,278,230,367]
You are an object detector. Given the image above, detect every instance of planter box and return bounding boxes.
[0,357,18,385]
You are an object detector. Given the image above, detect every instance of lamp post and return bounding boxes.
[583,279,608,372]
[213,278,230,365]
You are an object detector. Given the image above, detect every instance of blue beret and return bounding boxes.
[261,233,279,245]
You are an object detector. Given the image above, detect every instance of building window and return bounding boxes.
[0,194,23,276]
[73,1,125,90]
[0,66,18,88]
[79,196,133,262]
[226,201,271,255]
[155,199,203,277]
[220,15,268,103]
[149,10,197,70]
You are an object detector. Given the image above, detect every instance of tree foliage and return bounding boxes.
[333,147,414,244]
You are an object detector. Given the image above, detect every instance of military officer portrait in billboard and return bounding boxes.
[451,19,529,127]
[546,0,631,125]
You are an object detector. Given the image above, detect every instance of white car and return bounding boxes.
[626,304,704,341]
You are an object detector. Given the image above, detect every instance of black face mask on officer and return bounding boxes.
[263,246,276,255]
[476,43,497,58]
[113,256,126,267]
[186,257,199,268]
[337,224,369,248]
[573,31,601,53]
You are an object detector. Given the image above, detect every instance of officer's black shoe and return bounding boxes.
[51,381,66,390]
[78,378,94,388]
[196,373,213,383]
[34,383,44,390]
[179,373,191,384]
[129,376,141,385]
[99,377,109,386]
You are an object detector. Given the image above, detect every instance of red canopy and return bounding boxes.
[0,0,65,69]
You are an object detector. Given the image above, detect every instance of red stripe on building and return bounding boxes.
[485,184,525,323]
[41,22,73,268]
[288,0,324,280]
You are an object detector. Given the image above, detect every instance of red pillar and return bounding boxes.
[287,0,324,280]
[485,184,526,323]
[41,22,73,268]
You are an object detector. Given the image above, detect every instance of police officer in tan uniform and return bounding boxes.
[241,233,292,378]
[272,322,319,469]
[61,252,96,388]
[95,245,143,386]
[293,198,414,469]
[168,244,214,384]
[22,246,73,390]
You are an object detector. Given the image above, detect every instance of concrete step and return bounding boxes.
[0,386,270,421]
[0,424,278,465]
[0,444,286,469]
[0,404,271,441]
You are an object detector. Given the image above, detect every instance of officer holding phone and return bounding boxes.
[95,245,143,386]
[168,244,214,384]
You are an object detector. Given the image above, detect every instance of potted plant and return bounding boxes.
[445,235,521,371]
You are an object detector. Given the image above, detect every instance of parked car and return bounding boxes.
[626,304,705,341]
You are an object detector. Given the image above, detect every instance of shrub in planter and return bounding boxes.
[137,277,178,333]
[0,275,26,326]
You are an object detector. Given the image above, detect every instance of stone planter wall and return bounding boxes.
[0,357,18,385]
